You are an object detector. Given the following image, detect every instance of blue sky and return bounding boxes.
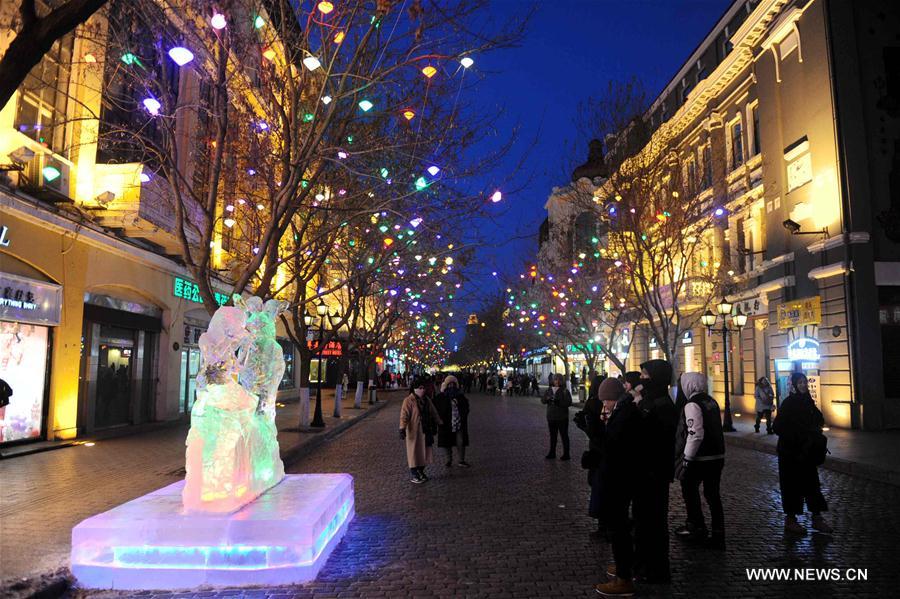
[449,0,732,344]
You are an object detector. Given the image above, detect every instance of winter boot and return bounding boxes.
[594,577,635,597]
[784,515,807,535]
[811,514,834,534]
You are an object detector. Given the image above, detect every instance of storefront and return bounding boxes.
[78,293,161,433]
[0,271,62,446]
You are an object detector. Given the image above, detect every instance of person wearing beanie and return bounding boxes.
[435,375,471,468]
[400,376,443,484]
[576,375,623,541]
[632,359,676,584]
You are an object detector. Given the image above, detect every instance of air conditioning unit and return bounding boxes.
[20,152,72,201]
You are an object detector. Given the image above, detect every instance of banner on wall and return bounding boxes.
[0,272,62,326]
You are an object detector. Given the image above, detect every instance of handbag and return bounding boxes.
[581,449,602,470]
[805,431,829,465]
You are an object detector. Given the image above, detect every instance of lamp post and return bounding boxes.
[702,298,747,432]
[311,301,329,428]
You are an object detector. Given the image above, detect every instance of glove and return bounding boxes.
[675,458,690,482]
[399,429,406,440]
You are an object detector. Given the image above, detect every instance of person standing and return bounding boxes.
[542,373,573,460]
[594,380,643,597]
[754,377,775,434]
[773,372,832,535]
[531,375,540,396]
[632,359,676,584]
[435,375,471,468]
[399,377,443,484]
[673,372,726,549]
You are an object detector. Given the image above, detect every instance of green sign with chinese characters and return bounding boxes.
[173,276,228,306]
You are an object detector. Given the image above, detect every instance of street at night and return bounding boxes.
[4,0,900,597]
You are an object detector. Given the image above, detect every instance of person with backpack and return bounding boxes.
[773,372,832,535]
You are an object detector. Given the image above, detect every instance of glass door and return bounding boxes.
[95,325,134,429]
[180,347,201,413]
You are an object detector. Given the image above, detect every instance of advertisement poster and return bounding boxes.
[0,321,48,443]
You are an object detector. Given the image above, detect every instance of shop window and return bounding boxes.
[14,32,75,155]
[278,339,295,389]
[0,322,49,444]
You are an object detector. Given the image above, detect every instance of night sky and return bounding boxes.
[450,0,732,346]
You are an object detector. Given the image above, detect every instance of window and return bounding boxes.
[749,103,761,156]
[685,155,697,194]
[730,120,744,169]
[702,144,713,189]
[14,32,75,155]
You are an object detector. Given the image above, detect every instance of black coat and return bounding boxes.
[601,395,643,492]
[434,390,470,447]
[773,392,823,459]
[639,393,678,482]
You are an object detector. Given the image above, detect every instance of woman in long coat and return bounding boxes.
[772,372,832,535]
[434,375,471,468]
[400,377,443,484]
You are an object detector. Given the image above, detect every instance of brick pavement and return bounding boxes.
[62,392,900,598]
[0,391,393,581]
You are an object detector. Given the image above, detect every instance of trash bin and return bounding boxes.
[577,384,587,404]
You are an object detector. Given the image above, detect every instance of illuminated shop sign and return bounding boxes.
[787,337,820,362]
[681,331,693,345]
[0,272,62,326]
[173,276,228,306]
[777,296,821,330]
[0,225,10,247]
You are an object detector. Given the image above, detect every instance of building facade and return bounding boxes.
[540,0,900,429]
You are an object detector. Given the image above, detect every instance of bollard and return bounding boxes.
[368,385,377,405]
[354,381,364,409]
[299,387,311,427]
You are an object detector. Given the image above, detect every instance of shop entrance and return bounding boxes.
[95,325,135,428]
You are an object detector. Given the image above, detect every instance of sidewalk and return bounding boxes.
[727,411,900,486]
[0,388,402,582]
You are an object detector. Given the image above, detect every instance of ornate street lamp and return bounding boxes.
[703,301,746,432]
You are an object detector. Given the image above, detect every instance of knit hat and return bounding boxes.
[441,375,459,392]
[597,377,625,402]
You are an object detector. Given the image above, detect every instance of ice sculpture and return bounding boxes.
[182,295,286,513]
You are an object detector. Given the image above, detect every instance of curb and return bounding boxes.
[280,395,394,466]
[725,434,900,487]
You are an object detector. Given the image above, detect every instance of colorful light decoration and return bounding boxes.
[303,56,322,71]
[322,95,332,105]
[414,177,429,191]
[83,53,97,63]
[491,190,502,203]
[210,13,227,29]
[262,47,277,61]
[168,47,194,66]
[42,166,61,182]
[139,173,151,183]
[254,15,266,29]
[358,100,374,112]
[403,109,415,120]
[410,218,423,228]
[714,207,725,216]
[422,65,437,78]
[223,217,236,228]
[334,31,345,43]
[460,56,474,69]
[121,52,138,65]
[337,151,348,159]
[427,166,440,176]
[142,97,161,115]
[318,1,334,14]
[384,238,394,246]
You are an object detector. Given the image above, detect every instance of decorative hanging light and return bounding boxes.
[358,99,374,112]
[42,166,61,182]
[303,56,321,71]
[322,95,332,104]
[460,56,474,69]
[210,13,227,30]
[334,30,345,43]
[83,53,97,63]
[254,15,265,29]
[223,218,236,228]
[262,46,276,61]
[168,47,194,66]
[422,65,437,78]
[402,109,415,120]
[491,190,502,203]
[415,177,428,190]
[139,173,151,183]
[142,97,161,115]
[427,165,440,176]
[318,1,334,14]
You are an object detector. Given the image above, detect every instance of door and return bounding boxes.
[94,325,135,429]
[180,347,201,413]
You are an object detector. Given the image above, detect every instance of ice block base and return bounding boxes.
[71,474,354,590]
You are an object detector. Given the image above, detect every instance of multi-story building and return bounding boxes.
[543,0,900,429]
[0,4,303,451]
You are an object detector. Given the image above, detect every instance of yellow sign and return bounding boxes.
[777,296,821,330]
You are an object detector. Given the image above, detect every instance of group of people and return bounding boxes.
[472,371,541,396]
[554,363,833,597]
[398,374,471,484]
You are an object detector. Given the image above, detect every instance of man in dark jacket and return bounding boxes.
[594,385,643,597]
[633,359,676,584]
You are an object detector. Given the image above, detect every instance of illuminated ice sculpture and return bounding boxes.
[71,297,355,590]
[182,295,286,513]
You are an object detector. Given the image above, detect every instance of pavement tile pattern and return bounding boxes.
[4,393,900,598]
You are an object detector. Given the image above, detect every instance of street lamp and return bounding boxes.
[311,301,329,428]
[703,300,746,432]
